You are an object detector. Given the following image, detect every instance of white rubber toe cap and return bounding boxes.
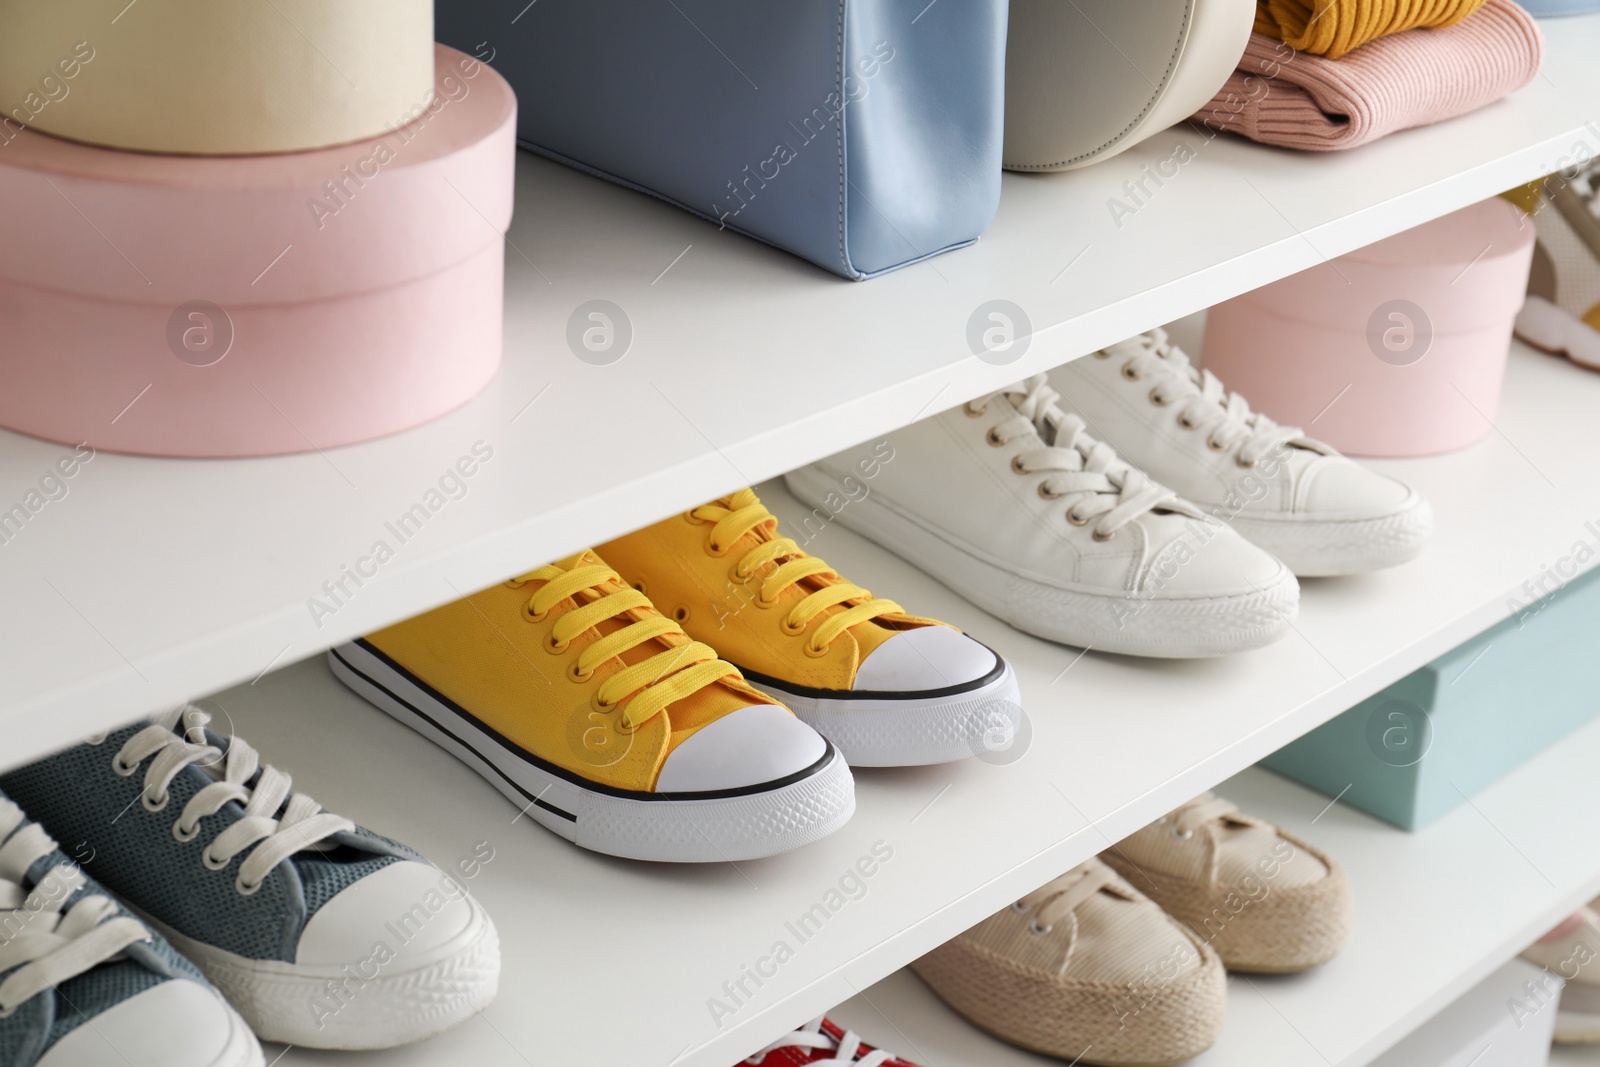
[854,627,998,692]
[37,979,244,1067]
[1146,524,1295,599]
[657,704,828,792]
[1299,456,1416,516]
[297,860,474,967]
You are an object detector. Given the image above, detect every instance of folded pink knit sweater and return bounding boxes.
[1195,0,1543,151]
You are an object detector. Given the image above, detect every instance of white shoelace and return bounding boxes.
[111,706,353,895]
[0,798,150,1017]
[1014,860,1122,936]
[976,375,1192,541]
[1108,330,1320,467]
[747,1017,897,1066]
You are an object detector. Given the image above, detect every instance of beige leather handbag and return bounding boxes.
[1003,0,1255,171]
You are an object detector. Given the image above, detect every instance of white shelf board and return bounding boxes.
[830,731,1600,1067]
[4,15,1600,764]
[205,334,1600,1067]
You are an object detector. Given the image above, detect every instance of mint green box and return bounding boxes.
[1262,563,1600,830]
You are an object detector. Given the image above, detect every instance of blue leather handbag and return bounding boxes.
[437,1,1008,280]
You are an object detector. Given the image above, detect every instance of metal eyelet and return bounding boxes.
[1149,388,1171,407]
[985,428,1008,448]
[1170,826,1194,840]
[1066,509,1089,526]
[964,400,988,417]
[173,821,200,844]
[780,616,807,636]
[1236,455,1259,469]
[591,693,616,713]
[568,662,594,683]
[1206,436,1228,453]
[1177,413,1199,430]
[1121,363,1142,381]
[682,511,705,525]
[85,733,108,746]
[234,874,263,897]
[754,592,778,609]
[633,580,648,596]
[1093,529,1117,543]
[1038,483,1062,501]
[705,538,730,558]
[141,790,169,813]
[1010,900,1030,914]
[522,602,547,623]
[201,847,230,872]
[545,634,569,654]
[673,606,690,623]
[1092,349,1111,359]
[1010,455,1028,475]
[1028,918,1054,936]
[803,642,829,659]
[111,755,138,777]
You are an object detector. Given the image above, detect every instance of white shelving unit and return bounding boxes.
[6,14,1600,1067]
[831,738,1600,1067]
[201,333,1600,1067]
[3,15,1599,766]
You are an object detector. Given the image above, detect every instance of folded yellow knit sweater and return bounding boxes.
[1254,0,1490,58]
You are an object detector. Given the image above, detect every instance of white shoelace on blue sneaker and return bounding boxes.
[111,706,354,895]
[746,1017,898,1066]
[0,797,150,1017]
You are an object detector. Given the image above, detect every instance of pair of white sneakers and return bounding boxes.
[788,330,1432,658]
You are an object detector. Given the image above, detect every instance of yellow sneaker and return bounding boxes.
[328,551,854,862]
[597,488,1021,767]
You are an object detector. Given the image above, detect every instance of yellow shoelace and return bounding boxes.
[690,488,903,655]
[510,559,739,729]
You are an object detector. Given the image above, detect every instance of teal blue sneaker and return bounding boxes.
[1,707,500,1051]
[0,790,261,1067]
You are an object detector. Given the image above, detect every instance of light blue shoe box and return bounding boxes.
[1261,562,1600,830]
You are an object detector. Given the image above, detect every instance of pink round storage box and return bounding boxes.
[1201,197,1535,458]
[0,46,516,458]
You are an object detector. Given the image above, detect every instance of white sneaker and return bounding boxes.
[786,376,1297,658]
[1054,329,1432,576]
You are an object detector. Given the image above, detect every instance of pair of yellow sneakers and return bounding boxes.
[329,487,1018,862]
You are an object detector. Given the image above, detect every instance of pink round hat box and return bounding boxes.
[0,45,516,458]
[1201,197,1534,458]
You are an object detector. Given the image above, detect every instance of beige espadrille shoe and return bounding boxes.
[911,858,1225,1066]
[1101,794,1351,974]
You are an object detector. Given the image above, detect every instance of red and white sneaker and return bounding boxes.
[745,1017,922,1066]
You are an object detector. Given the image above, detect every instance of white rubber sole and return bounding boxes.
[786,466,1296,659]
[328,642,856,863]
[743,658,1022,766]
[1227,493,1432,577]
[218,1000,264,1067]
[142,892,500,1050]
